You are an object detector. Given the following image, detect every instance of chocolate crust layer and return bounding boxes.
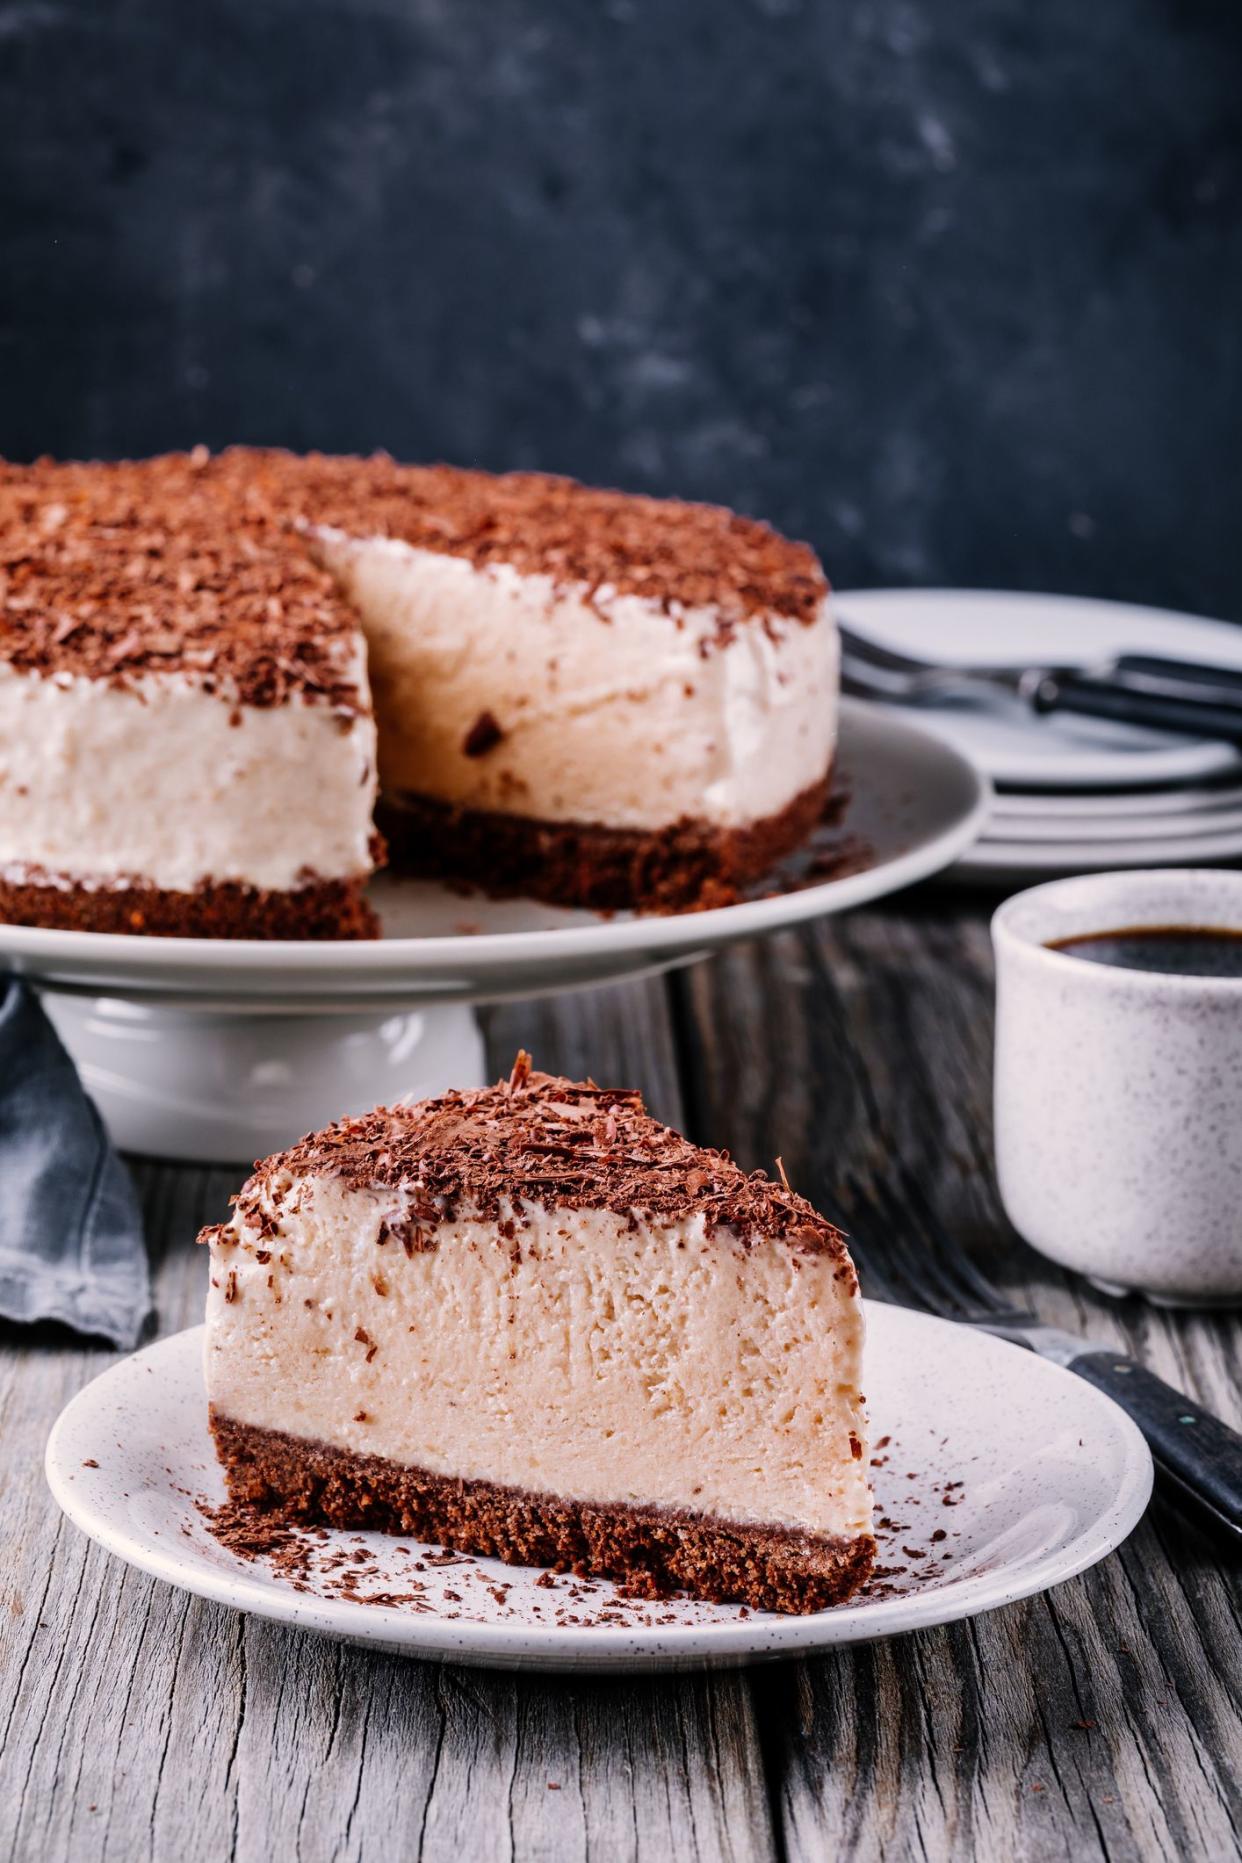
[210,1413,876,1615]
[232,1064,852,1259]
[0,872,379,940]
[377,772,832,916]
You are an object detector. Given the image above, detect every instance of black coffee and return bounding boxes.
[1047,925,1242,978]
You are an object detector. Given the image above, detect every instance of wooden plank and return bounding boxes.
[483,975,686,1129]
[0,980,775,1863]
[7,908,1242,1861]
[674,904,1242,1862]
[0,1161,241,1862]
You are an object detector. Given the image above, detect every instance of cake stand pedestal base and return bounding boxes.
[40,992,487,1165]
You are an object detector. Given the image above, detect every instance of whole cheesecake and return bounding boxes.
[0,448,838,933]
[202,1060,875,1613]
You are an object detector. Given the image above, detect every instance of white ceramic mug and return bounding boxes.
[993,868,1242,1306]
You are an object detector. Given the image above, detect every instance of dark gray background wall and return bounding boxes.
[2,0,1240,615]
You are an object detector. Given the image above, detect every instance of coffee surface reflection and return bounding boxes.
[1047,925,1242,978]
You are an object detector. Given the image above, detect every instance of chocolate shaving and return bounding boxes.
[0,452,369,711]
[1,448,826,704]
[462,710,504,758]
[228,1065,851,1261]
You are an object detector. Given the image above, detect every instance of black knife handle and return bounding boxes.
[1114,653,1242,697]
[1033,672,1242,743]
[1071,1351,1242,1538]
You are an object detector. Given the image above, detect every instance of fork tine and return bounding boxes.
[835,621,929,677]
[838,615,1070,692]
[840,664,900,700]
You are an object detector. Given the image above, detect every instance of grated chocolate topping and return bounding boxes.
[256,448,828,625]
[233,1056,852,1261]
[0,450,368,710]
[0,449,827,699]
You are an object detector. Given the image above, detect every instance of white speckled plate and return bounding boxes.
[46,1307,1152,1672]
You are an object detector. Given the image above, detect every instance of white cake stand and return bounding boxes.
[0,702,988,1161]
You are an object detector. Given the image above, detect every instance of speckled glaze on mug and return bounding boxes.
[993,869,1242,1307]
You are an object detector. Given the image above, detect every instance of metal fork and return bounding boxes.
[835,1168,1242,1543]
[837,616,1242,741]
[837,621,1069,700]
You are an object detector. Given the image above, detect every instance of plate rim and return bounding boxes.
[991,784,1242,821]
[46,1306,1153,1668]
[957,821,1242,873]
[0,700,990,997]
[982,804,1242,846]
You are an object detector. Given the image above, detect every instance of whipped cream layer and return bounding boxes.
[0,659,377,894]
[314,531,838,832]
[205,1173,872,1538]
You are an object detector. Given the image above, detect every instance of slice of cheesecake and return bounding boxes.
[202,1058,874,1613]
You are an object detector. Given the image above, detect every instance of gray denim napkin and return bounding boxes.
[0,977,151,1347]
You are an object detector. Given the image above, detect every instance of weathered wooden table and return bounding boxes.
[4,892,1242,1860]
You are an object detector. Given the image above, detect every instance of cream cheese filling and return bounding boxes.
[313,531,838,833]
[0,658,377,894]
[205,1173,872,1538]
[0,523,834,894]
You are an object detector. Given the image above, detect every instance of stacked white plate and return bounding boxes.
[837,590,1242,885]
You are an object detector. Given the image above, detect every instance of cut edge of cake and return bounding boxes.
[309,490,839,914]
